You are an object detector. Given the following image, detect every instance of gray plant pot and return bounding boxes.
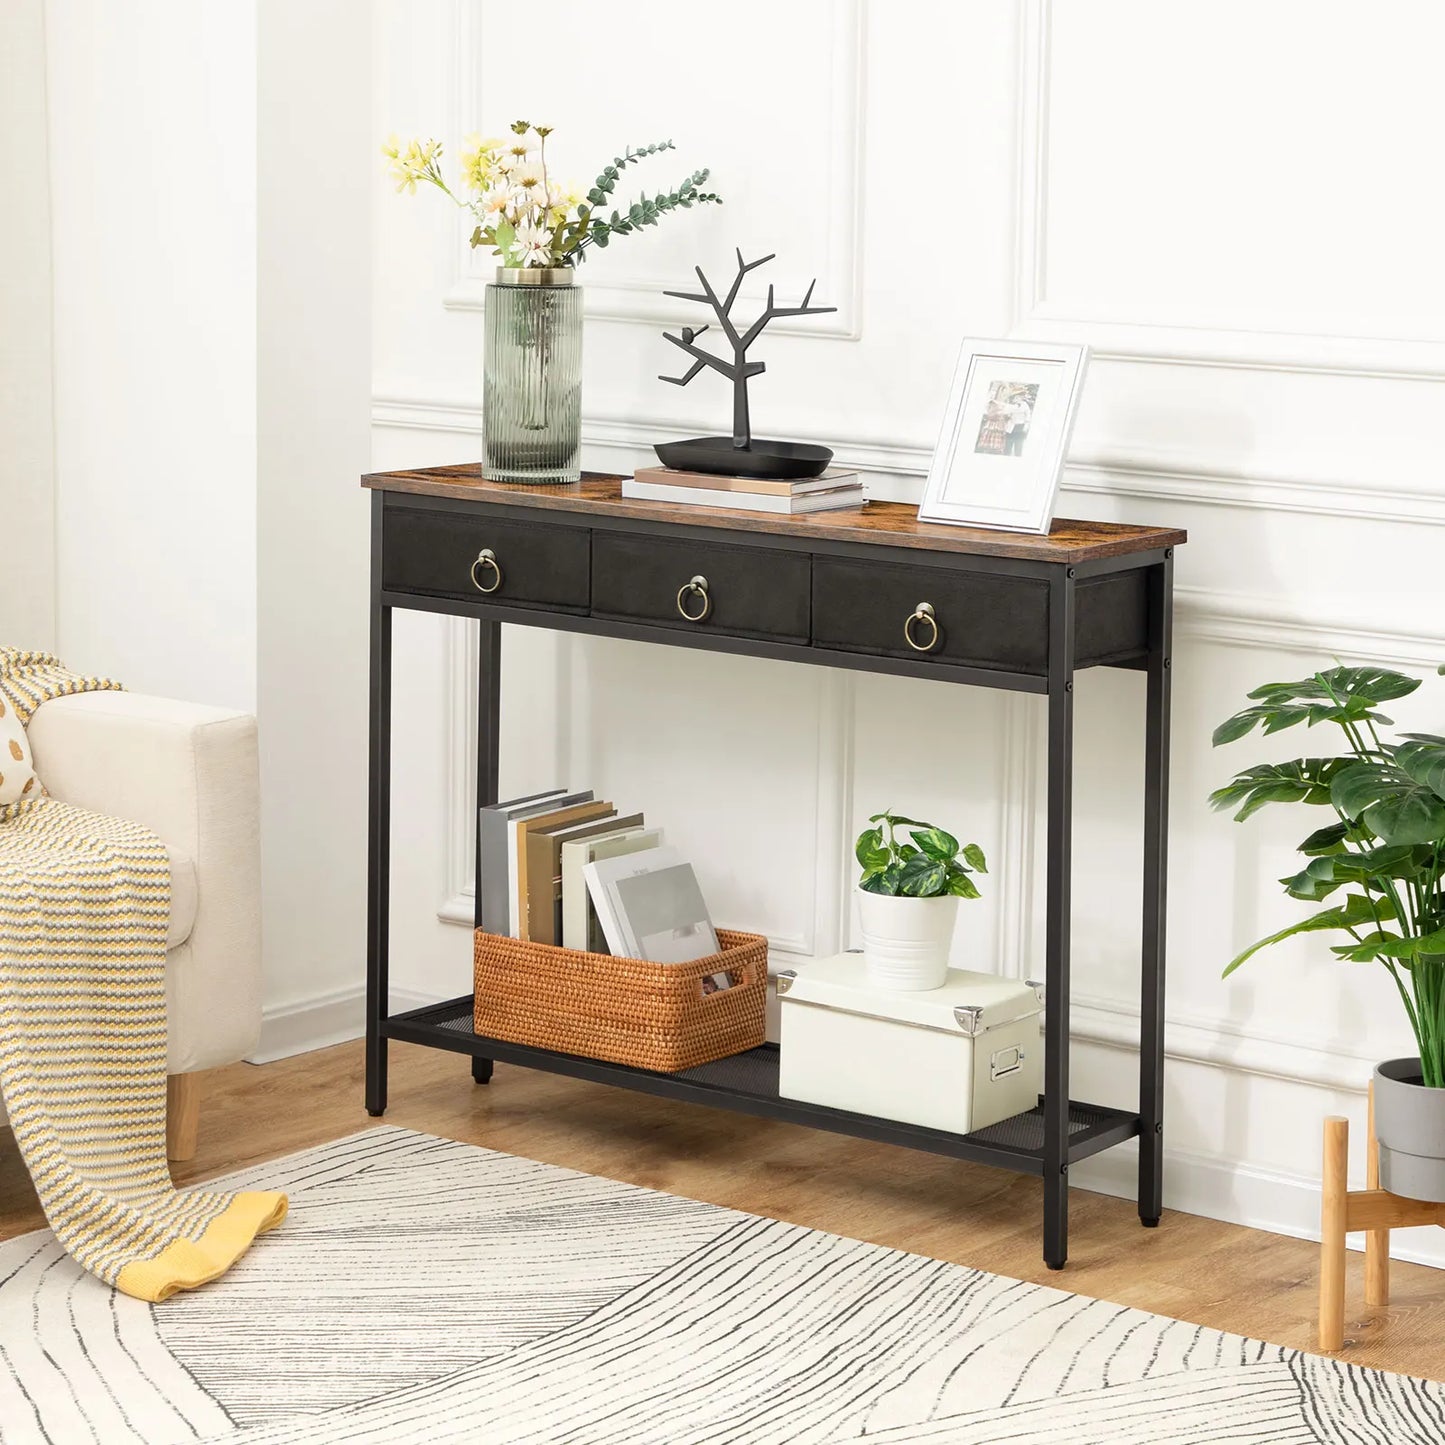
[1373,1057,1445,1202]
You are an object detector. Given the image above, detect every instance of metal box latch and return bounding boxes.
[990,1044,1025,1081]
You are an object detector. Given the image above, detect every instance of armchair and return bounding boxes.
[13,690,262,1160]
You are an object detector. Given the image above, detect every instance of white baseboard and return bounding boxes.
[251,984,365,1063]
[1073,1139,1445,1271]
[251,985,450,1063]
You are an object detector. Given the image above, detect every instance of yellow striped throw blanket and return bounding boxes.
[0,649,285,1300]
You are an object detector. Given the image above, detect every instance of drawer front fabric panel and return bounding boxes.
[811,558,1050,674]
[1075,571,1149,667]
[382,505,591,611]
[591,532,811,642]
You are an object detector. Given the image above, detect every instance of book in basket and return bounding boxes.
[583,845,720,965]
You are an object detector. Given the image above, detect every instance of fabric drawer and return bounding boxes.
[811,558,1050,675]
[590,532,811,642]
[382,504,590,612]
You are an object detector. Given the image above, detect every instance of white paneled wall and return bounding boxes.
[0,1,57,649]
[44,1,258,709]
[372,1,1445,1261]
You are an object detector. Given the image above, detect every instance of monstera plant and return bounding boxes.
[1211,663,1445,1200]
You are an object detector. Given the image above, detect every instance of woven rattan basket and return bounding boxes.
[472,928,767,1073]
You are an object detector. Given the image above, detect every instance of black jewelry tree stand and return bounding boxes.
[655,249,837,480]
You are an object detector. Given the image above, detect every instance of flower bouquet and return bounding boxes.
[382,121,719,484]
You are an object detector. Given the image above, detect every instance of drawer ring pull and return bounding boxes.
[676,574,711,623]
[904,601,939,652]
[470,548,502,594]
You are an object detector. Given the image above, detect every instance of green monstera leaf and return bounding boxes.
[1331,759,1445,846]
[1224,892,1391,977]
[1209,759,1346,821]
[1396,734,1445,803]
[1213,667,1419,746]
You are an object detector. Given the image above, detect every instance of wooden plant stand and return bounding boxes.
[1320,1082,1445,1350]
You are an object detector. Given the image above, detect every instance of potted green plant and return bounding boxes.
[854,811,986,991]
[1212,663,1445,1200]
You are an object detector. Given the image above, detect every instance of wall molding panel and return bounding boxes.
[437,616,484,926]
[373,396,1445,530]
[1012,0,1445,381]
[439,0,866,340]
[1176,587,1445,669]
[996,693,1043,982]
[436,615,857,966]
[1070,993,1380,1097]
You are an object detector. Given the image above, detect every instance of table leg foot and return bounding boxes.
[472,1056,494,1085]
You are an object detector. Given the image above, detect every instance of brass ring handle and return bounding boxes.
[904,601,939,652]
[676,574,711,622]
[470,548,502,594]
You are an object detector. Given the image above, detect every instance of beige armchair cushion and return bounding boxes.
[26,690,261,1075]
[167,846,198,950]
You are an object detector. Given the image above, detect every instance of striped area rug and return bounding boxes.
[1,1127,1441,1443]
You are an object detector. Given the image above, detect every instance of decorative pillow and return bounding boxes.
[0,692,42,804]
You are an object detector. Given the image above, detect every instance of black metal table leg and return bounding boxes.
[1043,568,1076,1270]
[1139,552,1173,1225]
[366,490,392,1117]
[470,618,502,1086]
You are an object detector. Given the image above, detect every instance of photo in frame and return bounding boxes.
[918,339,1090,535]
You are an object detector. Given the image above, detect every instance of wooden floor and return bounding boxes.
[5,1038,1445,1381]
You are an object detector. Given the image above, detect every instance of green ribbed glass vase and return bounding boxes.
[483,268,583,485]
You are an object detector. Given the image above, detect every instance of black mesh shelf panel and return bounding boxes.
[426,998,481,1036]
[387,998,1139,1168]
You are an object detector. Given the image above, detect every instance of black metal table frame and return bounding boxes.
[364,488,1174,1270]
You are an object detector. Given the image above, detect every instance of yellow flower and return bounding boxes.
[458,134,508,191]
[459,139,489,191]
[382,135,443,195]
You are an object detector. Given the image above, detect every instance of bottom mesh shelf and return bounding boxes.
[386,995,1140,1168]
[677,1048,1128,1154]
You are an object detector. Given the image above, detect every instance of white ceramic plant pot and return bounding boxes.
[857,889,959,991]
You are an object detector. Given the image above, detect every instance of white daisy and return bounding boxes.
[508,220,554,267]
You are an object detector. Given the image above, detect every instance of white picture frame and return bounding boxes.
[918,339,1090,535]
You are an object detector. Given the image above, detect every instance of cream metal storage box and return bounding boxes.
[777,955,1043,1134]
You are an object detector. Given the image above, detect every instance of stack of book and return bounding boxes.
[477,790,735,985]
[622,465,865,515]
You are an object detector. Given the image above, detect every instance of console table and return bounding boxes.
[362,466,1184,1270]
